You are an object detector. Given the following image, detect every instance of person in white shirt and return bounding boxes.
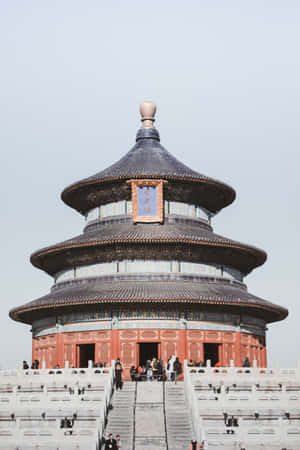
[166,355,175,381]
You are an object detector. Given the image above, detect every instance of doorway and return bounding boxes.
[77,344,95,368]
[204,343,220,367]
[139,343,159,366]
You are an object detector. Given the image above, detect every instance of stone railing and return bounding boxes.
[0,361,115,449]
[0,366,113,377]
[184,359,300,379]
[184,360,300,446]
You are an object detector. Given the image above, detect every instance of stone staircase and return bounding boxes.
[104,381,194,449]
[104,382,136,450]
[165,382,195,449]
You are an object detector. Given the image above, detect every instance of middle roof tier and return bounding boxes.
[31,218,266,276]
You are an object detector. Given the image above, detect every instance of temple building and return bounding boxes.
[10,102,288,375]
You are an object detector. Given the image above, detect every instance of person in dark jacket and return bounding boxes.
[105,433,117,450]
[129,366,136,381]
[242,357,251,367]
[33,359,39,369]
[189,439,201,449]
[173,357,182,384]
[115,358,123,390]
[60,416,72,429]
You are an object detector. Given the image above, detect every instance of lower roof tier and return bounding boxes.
[30,218,266,276]
[10,275,288,324]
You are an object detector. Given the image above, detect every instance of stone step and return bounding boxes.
[168,434,193,438]
[167,421,193,425]
[106,433,133,437]
[169,433,193,436]
[135,436,166,449]
[107,420,133,424]
[106,424,133,429]
[168,430,193,434]
[107,413,133,418]
[107,416,133,421]
[168,444,192,447]
[108,416,133,420]
[168,432,193,435]
[112,394,134,397]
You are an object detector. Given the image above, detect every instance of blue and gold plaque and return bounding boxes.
[137,186,157,216]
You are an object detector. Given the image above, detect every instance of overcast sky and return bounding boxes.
[0,1,299,369]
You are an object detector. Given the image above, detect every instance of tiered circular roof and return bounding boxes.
[10,102,288,325]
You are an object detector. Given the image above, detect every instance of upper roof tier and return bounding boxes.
[61,103,236,214]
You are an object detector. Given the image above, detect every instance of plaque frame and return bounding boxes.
[126,179,167,223]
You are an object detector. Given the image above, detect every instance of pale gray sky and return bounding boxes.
[0,1,299,368]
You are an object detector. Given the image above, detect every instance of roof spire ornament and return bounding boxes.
[140,101,156,128]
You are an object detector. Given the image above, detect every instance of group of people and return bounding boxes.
[189,440,205,449]
[166,355,182,382]
[129,357,165,381]
[104,433,202,449]
[128,355,182,383]
[22,360,109,370]
[187,356,252,368]
[60,416,75,429]
[22,359,39,370]
[114,356,182,390]
[223,412,239,434]
[103,433,121,449]
[60,416,77,435]
[187,359,206,367]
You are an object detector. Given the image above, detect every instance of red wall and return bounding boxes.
[33,328,266,377]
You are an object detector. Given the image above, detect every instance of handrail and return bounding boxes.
[185,365,300,377]
[0,367,112,378]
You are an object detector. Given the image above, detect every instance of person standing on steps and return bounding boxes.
[146,360,153,381]
[174,356,182,384]
[166,355,175,381]
[116,434,122,448]
[105,433,117,450]
[115,358,123,390]
[22,360,29,370]
[151,357,158,380]
[189,439,201,449]
[129,365,136,381]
